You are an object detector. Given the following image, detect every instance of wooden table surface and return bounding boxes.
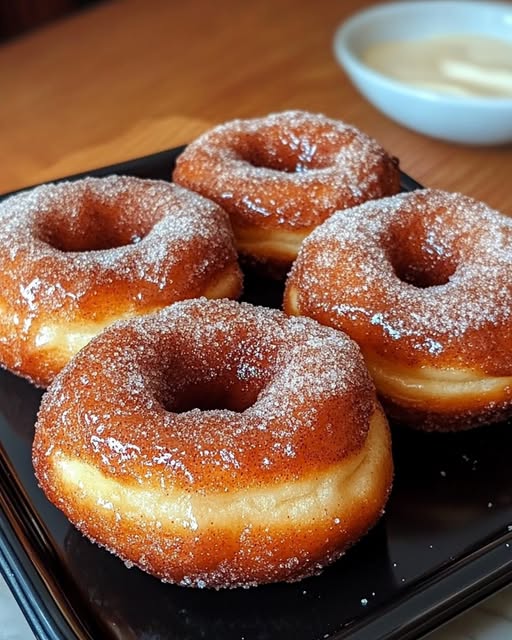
[1,0,511,215]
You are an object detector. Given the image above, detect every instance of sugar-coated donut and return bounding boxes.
[284,189,512,431]
[173,110,400,274]
[32,298,393,588]
[0,176,242,387]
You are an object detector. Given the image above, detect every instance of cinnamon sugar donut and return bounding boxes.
[32,298,393,588]
[173,110,400,274]
[284,189,512,431]
[0,176,242,387]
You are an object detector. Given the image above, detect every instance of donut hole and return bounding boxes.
[237,126,353,172]
[37,194,160,252]
[162,382,260,413]
[163,378,264,414]
[154,331,275,415]
[386,223,458,288]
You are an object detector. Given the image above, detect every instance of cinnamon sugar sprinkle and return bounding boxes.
[173,110,400,228]
[36,299,374,492]
[288,189,512,369]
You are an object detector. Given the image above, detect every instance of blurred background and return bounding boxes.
[0,0,99,41]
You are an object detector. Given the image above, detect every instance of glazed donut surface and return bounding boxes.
[284,189,512,430]
[0,176,242,387]
[33,298,393,588]
[173,110,400,271]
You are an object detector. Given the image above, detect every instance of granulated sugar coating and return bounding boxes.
[285,189,512,374]
[32,298,393,588]
[173,110,401,230]
[0,175,242,386]
[34,298,374,491]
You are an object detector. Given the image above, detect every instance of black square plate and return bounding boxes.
[0,148,510,640]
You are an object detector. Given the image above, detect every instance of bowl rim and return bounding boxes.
[333,0,512,109]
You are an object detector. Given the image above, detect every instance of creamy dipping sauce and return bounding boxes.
[361,34,512,97]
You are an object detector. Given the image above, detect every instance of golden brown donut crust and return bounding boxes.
[0,176,242,387]
[33,298,393,588]
[284,189,512,430]
[173,110,400,268]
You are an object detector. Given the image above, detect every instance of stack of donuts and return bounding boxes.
[1,109,510,589]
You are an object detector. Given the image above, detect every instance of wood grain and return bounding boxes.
[0,0,511,214]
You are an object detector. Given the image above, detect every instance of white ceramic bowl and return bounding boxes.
[333,1,512,145]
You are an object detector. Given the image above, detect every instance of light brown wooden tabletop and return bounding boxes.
[0,0,511,215]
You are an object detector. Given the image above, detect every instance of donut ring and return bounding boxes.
[32,298,393,588]
[0,176,242,387]
[284,189,512,431]
[173,110,400,273]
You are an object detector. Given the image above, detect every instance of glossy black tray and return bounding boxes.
[0,148,511,640]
